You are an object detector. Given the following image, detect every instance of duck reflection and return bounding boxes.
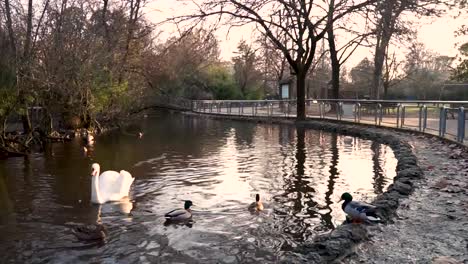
[163,219,194,228]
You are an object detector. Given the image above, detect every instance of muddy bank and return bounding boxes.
[0,111,151,159]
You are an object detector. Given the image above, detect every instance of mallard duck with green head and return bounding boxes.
[339,192,380,223]
[164,200,193,221]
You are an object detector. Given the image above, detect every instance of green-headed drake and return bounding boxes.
[248,194,264,212]
[165,200,193,221]
[339,192,380,223]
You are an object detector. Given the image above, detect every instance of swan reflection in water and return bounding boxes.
[72,197,134,243]
[97,196,134,217]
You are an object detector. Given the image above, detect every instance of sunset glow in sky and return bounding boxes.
[144,1,468,67]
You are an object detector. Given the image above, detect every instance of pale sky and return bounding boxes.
[143,1,468,67]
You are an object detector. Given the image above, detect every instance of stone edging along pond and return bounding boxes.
[184,112,423,263]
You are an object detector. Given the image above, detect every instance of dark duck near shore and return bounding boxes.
[339,192,380,223]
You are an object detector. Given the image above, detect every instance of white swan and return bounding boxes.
[90,163,135,204]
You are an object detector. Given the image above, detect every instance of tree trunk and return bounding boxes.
[373,1,397,100]
[383,81,389,99]
[21,109,32,134]
[373,44,387,99]
[19,0,34,134]
[328,27,340,100]
[102,0,110,44]
[4,0,17,56]
[296,70,306,120]
[119,0,141,83]
[24,0,33,60]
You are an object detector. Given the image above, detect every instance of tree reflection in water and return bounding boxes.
[371,141,385,194]
[275,126,319,247]
[321,133,339,230]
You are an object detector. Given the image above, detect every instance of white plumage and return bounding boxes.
[90,163,134,204]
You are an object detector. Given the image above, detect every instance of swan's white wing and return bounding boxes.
[99,170,125,201]
[119,170,134,197]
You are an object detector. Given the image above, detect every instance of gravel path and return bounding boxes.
[344,134,468,264]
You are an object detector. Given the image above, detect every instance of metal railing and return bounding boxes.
[192,99,468,144]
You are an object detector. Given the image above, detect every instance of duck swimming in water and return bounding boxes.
[248,194,264,212]
[164,200,193,221]
[72,223,107,242]
[339,192,380,223]
[85,131,95,146]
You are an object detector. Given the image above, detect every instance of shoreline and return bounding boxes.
[185,111,467,263]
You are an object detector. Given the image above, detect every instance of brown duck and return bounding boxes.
[72,223,107,241]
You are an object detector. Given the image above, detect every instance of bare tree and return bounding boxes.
[371,0,448,99]
[173,0,377,120]
[256,36,287,97]
[2,0,50,133]
[327,14,372,99]
[232,40,261,97]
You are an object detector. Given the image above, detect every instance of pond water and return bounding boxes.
[0,112,397,263]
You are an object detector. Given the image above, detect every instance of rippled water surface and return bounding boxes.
[0,112,397,263]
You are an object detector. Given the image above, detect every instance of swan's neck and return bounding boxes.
[91,173,103,204]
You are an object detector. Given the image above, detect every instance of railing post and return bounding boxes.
[357,103,361,123]
[319,102,323,118]
[418,105,423,131]
[340,102,343,120]
[287,101,290,117]
[379,103,383,125]
[354,103,358,123]
[241,102,244,115]
[336,103,339,120]
[375,103,382,125]
[396,103,401,128]
[401,106,406,128]
[457,107,465,142]
[423,105,427,132]
[439,106,447,137]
